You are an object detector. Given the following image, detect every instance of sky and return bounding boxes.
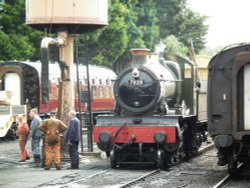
[187,0,250,48]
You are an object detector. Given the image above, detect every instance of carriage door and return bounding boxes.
[3,73,21,105]
[244,64,250,130]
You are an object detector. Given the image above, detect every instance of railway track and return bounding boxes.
[57,169,110,188]
[38,141,214,188]
[123,145,226,188]
[41,167,160,188]
[212,163,249,188]
[212,174,231,188]
[118,169,160,188]
[1,137,223,188]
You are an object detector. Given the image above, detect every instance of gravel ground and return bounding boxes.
[130,148,228,188]
[0,138,100,188]
[0,136,232,188]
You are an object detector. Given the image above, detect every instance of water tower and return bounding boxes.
[26,0,108,121]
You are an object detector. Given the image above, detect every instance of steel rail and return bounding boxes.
[118,169,160,188]
[57,169,110,188]
[212,163,243,188]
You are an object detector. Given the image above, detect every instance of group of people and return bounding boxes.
[17,108,81,170]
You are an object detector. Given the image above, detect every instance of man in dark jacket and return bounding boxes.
[39,111,67,170]
[65,110,80,169]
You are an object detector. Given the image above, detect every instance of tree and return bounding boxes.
[81,0,130,67]
[0,0,43,62]
[177,8,208,52]
[0,0,3,30]
[136,0,159,50]
[0,0,208,66]
[155,0,208,53]
[163,35,188,56]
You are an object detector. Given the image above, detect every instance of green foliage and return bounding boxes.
[0,1,3,30]
[0,31,34,61]
[80,0,130,67]
[136,0,159,50]
[0,0,43,61]
[155,0,208,53]
[0,0,208,66]
[163,35,188,57]
[200,46,223,57]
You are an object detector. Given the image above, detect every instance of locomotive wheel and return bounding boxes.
[110,147,116,168]
[156,149,168,169]
[106,151,110,158]
[228,155,238,175]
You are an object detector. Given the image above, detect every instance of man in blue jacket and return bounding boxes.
[65,110,80,169]
[30,108,43,167]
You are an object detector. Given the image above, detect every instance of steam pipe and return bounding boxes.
[41,37,64,48]
[40,37,65,104]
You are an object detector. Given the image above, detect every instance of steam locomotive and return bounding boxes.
[0,61,116,139]
[208,43,250,174]
[94,48,207,169]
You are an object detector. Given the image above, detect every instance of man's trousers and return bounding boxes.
[44,142,61,168]
[19,139,29,160]
[68,141,79,168]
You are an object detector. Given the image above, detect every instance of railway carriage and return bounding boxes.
[208,43,250,174]
[0,61,116,139]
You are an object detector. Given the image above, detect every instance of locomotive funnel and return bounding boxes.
[130,48,150,66]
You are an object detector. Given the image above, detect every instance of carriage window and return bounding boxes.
[91,86,97,99]
[98,86,104,98]
[3,72,21,105]
[49,80,52,94]
[79,81,83,91]
[106,79,109,85]
[83,85,88,91]
[105,86,110,98]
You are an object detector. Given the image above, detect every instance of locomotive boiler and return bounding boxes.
[114,48,178,116]
[94,48,207,169]
[208,43,250,174]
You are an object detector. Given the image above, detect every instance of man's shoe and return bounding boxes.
[56,166,61,170]
[44,167,50,170]
[26,156,30,160]
[33,161,40,167]
[19,160,25,162]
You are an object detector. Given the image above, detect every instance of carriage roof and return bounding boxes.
[22,61,117,81]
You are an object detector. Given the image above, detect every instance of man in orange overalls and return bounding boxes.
[38,111,67,170]
[17,115,30,162]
